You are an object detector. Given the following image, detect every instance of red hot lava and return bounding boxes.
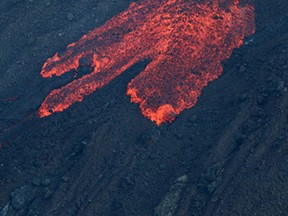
[38,0,255,125]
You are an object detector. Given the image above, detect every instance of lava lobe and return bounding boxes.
[38,0,255,125]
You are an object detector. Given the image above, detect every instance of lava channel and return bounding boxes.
[38,0,255,125]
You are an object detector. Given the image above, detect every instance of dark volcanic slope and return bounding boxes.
[1,0,288,216]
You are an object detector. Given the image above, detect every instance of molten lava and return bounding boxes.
[38,0,255,125]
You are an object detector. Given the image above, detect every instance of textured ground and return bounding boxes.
[0,0,288,215]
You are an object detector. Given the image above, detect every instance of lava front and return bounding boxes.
[38,0,255,125]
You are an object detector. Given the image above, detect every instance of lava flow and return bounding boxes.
[38,0,255,125]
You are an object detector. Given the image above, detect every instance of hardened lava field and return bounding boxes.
[38,0,255,125]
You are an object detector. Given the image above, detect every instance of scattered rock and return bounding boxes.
[81,141,88,145]
[277,80,285,91]
[265,75,274,83]
[44,0,51,6]
[67,13,75,21]
[70,142,86,156]
[41,178,52,186]
[10,185,35,210]
[0,202,10,216]
[200,161,224,194]
[31,178,41,186]
[154,175,188,216]
[43,188,55,199]
[148,153,157,160]
[125,175,134,186]
[61,176,70,182]
[210,195,219,203]
[26,197,42,216]
[239,65,247,73]
[208,181,217,193]
[239,93,249,102]
[27,36,35,46]
[243,119,260,133]
[0,202,17,216]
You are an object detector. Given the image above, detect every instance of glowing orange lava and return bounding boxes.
[38,0,255,125]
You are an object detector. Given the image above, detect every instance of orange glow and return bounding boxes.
[38,0,255,125]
